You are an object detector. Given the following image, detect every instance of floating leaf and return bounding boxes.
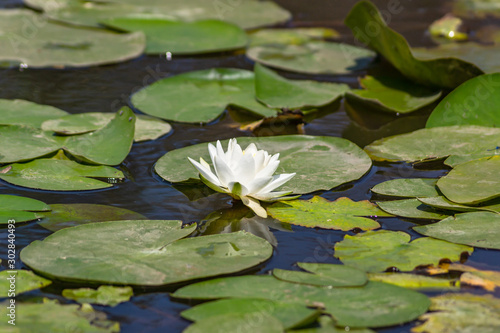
[418,196,500,214]
[364,125,500,162]
[182,298,319,330]
[460,270,500,291]
[0,9,145,68]
[0,156,124,191]
[0,299,119,332]
[254,64,349,109]
[62,286,133,307]
[0,194,50,224]
[273,262,367,287]
[371,178,440,198]
[427,73,500,128]
[173,275,431,328]
[0,270,52,297]
[429,14,468,41]
[345,76,441,114]
[368,273,458,289]
[345,1,483,89]
[0,99,68,127]
[414,211,500,250]
[453,0,500,18]
[267,196,389,231]
[21,220,273,286]
[412,293,500,333]
[184,312,284,333]
[334,230,473,272]
[248,28,340,47]
[445,150,500,167]
[102,17,247,55]
[38,203,146,232]
[155,136,372,194]
[376,199,452,220]
[289,316,375,333]
[132,68,276,123]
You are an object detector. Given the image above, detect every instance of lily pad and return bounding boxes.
[289,316,375,333]
[461,270,500,291]
[102,17,247,55]
[445,149,500,167]
[0,270,52,297]
[254,64,349,109]
[155,135,372,194]
[0,299,119,332]
[345,1,483,89]
[371,178,440,198]
[131,68,276,123]
[437,156,500,204]
[453,0,500,18]
[376,199,452,220]
[412,293,500,333]
[182,298,319,330]
[38,203,147,232]
[0,9,145,68]
[21,220,273,286]
[334,230,473,272]
[184,312,284,333]
[0,194,50,224]
[413,211,500,250]
[368,272,458,289]
[267,196,389,231]
[173,275,431,328]
[0,99,68,127]
[62,286,133,307]
[426,73,500,128]
[346,76,441,114]
[418,196,500,214]
[0,156,125,191]
[273,262,367,287]
[248,28,340,47]
[364,125,500,162]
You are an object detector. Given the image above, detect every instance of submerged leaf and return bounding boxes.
[62,286,133,307]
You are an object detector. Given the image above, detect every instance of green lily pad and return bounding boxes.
[38,203,147,232]
[445,150,500,167]
[334,230,473,272]
[345,1,483,89]
[0,156,125,191]
[414,211,500,250]
[182,298,319,330]
[289,316,375,333]
[102,17,247,55]
[368,272,458,289]
[0,270,52,297]
[131,68,276,123]
[0,99,68,127]
[173,275,431,328]
[184,312,284,333]
[427,73,500,128]
[62,286,133,307]
[453,0,500,18]
[21,220,273,286]
[345,76,441,114]
[267,196,389,231]
[418,196,500,214]
[0,299,119,332]
[376,199,452,220]
[0,194,50,224]
[0,9,145,68]
[364,125,500,162]
[413,293,500,333]
[437,156,500,204]
[254,64,349,109]
[371,178,440,198]
[155,135,372,194]
[273,262,367,287]
[248,28,340,47]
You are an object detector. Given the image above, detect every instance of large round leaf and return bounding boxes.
[0,9,145,68]
[376,199,452,220]
[102,17,247,55]
[155,135,372,194]
[334,230,473,272]
[418,196,500,214]
[184,313,284,333]
[131,68,276,123]
[371,178,440,198]
[21,220,273,286]
[437,156,500,204]
[0,194,50,224]
[427,73,500,128]
[364,125,500,162]
[345,1,483,89]
[0,270,52,297]
[414,211,500,250]
[173,275,431,328]
[0,99,68,127]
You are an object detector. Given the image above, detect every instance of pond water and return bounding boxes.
[0,0,499,332]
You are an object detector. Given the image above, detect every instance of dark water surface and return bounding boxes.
[1,0,499,332]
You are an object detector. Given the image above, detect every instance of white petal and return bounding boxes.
[241,196,267,218]
[226,138,237,161]
[255,159,280,179]
[228,181,249,197]
[232,151,256,185]
[253,150,266,172]
[188,157,222,187]
[246,176,273,194]
[216,140,226,163]
[208,143,217,164]
[251,190,293,201]
[257,173,296,194]
[213,155,234,186]
[200,157,211,169]
[243,143,257,156]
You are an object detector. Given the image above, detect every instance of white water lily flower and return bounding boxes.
[188,138,298,218]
